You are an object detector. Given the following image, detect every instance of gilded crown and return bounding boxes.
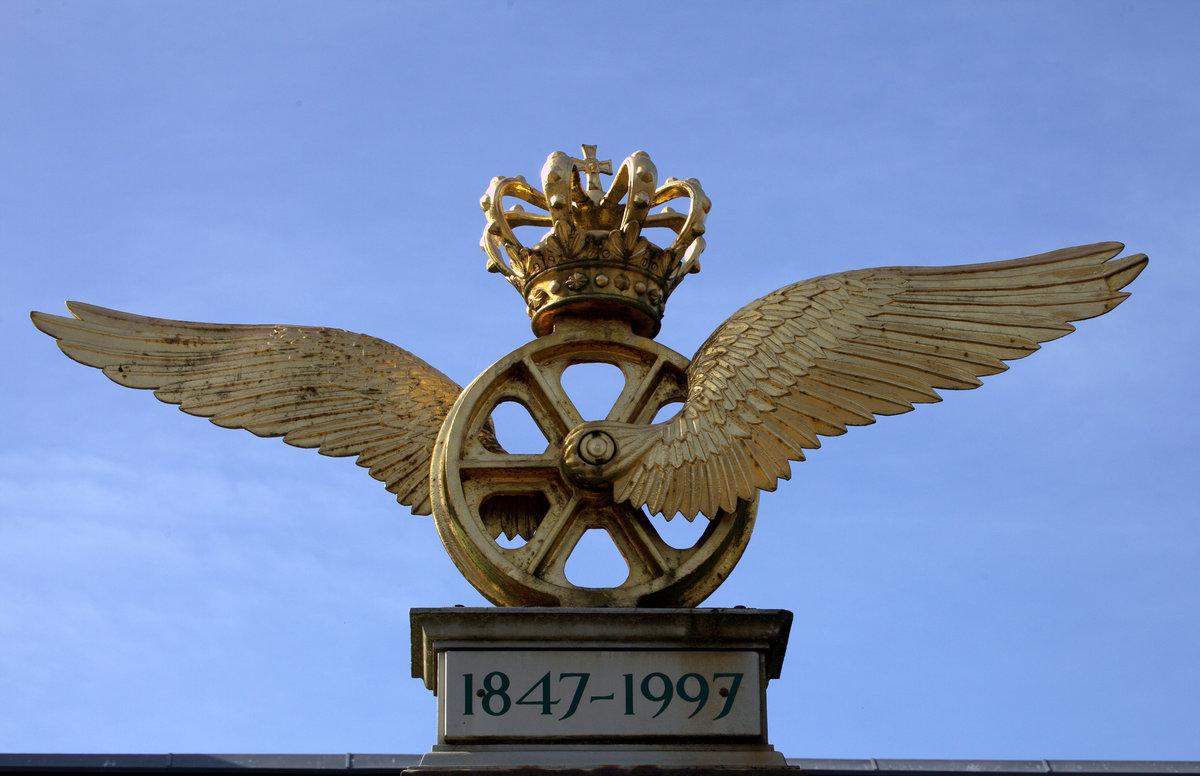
[481,145,709,338]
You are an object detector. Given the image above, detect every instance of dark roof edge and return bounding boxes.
[788,759,1200,775]
[0,754,1197,774]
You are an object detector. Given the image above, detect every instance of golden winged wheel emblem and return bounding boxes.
[32,146,1146,609]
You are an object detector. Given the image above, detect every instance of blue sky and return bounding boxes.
[2,0,1197,761]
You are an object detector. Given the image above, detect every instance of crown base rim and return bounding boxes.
[532,298,660,339]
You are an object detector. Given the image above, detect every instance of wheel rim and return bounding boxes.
[431,327,756,607]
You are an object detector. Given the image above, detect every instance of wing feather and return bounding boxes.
[612,242,1147,518]
[31,302,462,515]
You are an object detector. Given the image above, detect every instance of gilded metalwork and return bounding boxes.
[481,147,708,337]
[575,242,1149,521]
[430,318,756,607]
[31,145,1147,608]
[30,303,463,515]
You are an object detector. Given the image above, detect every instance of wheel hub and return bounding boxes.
[577,430,617,465]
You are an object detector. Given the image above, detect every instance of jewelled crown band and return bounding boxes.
[480,145,710,338]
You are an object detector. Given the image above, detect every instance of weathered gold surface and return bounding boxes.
[430,318,756,607]
[30,302,464,515]
[481,145,708,337]
[30,146,1148,609]
[572,241,1148,520]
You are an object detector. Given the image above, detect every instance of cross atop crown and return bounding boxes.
[571,144,612,196]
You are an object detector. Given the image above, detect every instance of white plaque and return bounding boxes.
[438,649,762,742]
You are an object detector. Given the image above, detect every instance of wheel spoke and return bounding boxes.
[457,448,556,485]
[514,493,585,577]
[459,454,558,472]
[458,456,559,489]
[610,356,688,425]
[606,355,664,423]
[605,503,673,580]
[520,355,584,436]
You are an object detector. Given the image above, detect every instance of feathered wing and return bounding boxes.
[31,302,464,515]
[613,242,1147,520]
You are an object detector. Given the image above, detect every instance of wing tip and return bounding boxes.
[30,311,92,360]
[29,309,59,336]
[64,300,96,320]
[1105,252,1148,293]
[1091,240,1125,255]
[32,302,126,339]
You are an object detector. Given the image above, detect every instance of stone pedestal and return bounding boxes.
[410,607,792,769]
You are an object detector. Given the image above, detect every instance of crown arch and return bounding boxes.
[479,145,710,339]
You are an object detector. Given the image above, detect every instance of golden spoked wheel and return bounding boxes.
[431,323,757,607]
